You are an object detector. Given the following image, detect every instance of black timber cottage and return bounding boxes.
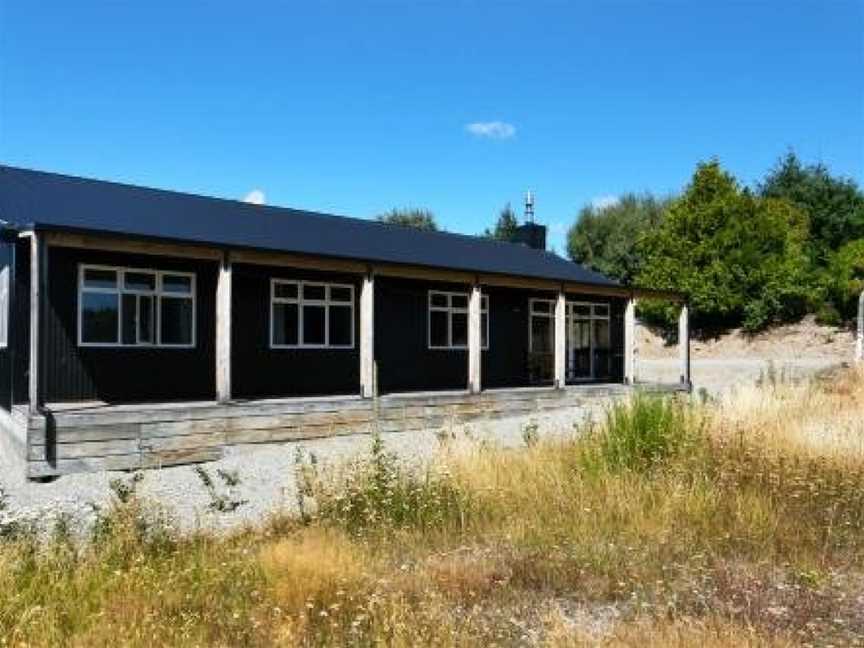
[0,166,689,478]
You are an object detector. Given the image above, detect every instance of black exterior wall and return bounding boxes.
[12,239,29,405]
[375,277,469,393]
[482,285,557,389]
[374,279,627,393]
[30,241,626,405]
[0,240,13,410]
[42,247,217,403]
[231,263,361,399]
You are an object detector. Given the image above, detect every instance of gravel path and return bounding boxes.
[0,354,846,537]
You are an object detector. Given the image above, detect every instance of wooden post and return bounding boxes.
[678,304,691,388]
[856,289,863,364]
[360,271,375,398]
[468,282,482,394]
[215,252,232,403]
[28,233,40,414]
[624,297,637,385]
[554,289,566,389]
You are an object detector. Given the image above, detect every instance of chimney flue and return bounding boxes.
[524,190,535,223]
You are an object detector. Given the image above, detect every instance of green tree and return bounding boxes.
[637,160,813,332]
[376,208,439,231]
[822,239,864,321]
[484,203,520,241]
[759,152,864,260]
[567,193,669,284]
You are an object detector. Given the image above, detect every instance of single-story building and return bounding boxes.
[0,165,689,478]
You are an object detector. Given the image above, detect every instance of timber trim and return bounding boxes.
[42,231,222,261]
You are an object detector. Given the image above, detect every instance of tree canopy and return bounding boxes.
[636,161,813,332]
[759,152,864,261]
[484,203,519,241]
[376,208,439,231]
[567,193,669,285]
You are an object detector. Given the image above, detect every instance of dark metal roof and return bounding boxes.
[0,165,619,287]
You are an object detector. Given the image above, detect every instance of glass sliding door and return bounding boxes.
[566,302,612,381]
[568,304,592,380]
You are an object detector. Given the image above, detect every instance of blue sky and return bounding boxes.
[1,1,862,253]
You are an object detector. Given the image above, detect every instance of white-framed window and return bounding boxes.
[428,290,489,350]
[0,265,8,349]
[270,279,355,349]
[529,298,555,353]
[78,264,196,348]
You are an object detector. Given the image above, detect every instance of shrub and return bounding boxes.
[298,434,477,535]
[582,394,703,472]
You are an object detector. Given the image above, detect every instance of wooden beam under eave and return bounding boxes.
[42,231,222,261]
[232,249,368,274]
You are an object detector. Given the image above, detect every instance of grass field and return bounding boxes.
[1,366,862,646]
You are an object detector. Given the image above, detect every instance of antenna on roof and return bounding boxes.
[524,190,535,223]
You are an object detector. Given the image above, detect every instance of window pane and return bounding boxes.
[160,297,193,345]
[573,304,591,318]
[451,312,468,347]
[274,282,298,300]
[272,303,298,346]
[531,317,553,353]
[429,310,448,347]
[593,304,610,318]
[302,304,326,345]
[594,319,611,349]
[162,274,192,294]
[329,286,352,303]
[122,294,137,345]
[328,305,352,346]
[532,300,551,314]
[125,272,156,291]
[81,292,119,343]
[430,292,448,308]
[303,284,325,301]
[451,294,468,310]
[139,296,154,343]
[481,295,489,312]
[83,268,117,290]
[481,312,488,348]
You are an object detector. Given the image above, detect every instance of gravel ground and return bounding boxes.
[0,405,602,537]
[0,354,846,537]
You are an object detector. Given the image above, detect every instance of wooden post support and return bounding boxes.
[28,233,40,413]
[554,289,566,389]
[360,271,375,398]
[624,297,637,385]
[856,289,863,363]
[678,304,691,388]
[468,282,482,394]
[215,252,232,403]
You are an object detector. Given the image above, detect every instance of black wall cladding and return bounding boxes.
[231,263,361,399]
[43,247,217,403]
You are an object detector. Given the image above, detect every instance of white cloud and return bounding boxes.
[243,189,266,205]
[465,121,516,139]
[590,195,619,211]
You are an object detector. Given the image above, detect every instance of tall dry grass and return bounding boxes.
[0,366,862,646]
